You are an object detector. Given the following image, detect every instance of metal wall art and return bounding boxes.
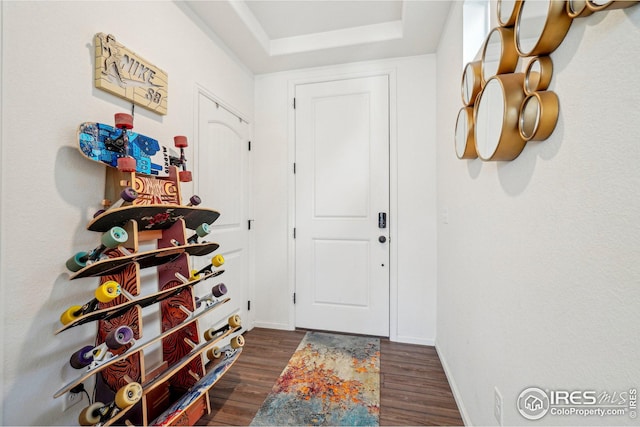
[455,0,638,161]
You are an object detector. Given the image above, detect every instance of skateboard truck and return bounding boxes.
[206,333,245,361]
[170,136,192,182]
[65,227,129,272]
[190,254,225,280]
[203,314,241,342]
[187,223,211,244]
[77,381,142,426]
[194,283,227,310]
[94,187,138,218]
[114,113,137,173]
[69,325,135,370]
[60,281,122,325]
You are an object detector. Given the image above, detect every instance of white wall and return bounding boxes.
[436,3,640,426]
[0,1,253,425]
[252,55,438,344]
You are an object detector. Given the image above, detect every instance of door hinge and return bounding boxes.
[293,98,296,109]
[293,293,296,304]
[293,163,296,174]
[247,219,254,230]
[247,300,251,311]
[293,228,296,239]
[248,140,252,151]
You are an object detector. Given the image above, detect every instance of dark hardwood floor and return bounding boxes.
[197,328,463,426]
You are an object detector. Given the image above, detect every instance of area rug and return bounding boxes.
[250,331,380,426]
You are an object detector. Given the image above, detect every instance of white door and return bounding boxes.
[295,75,390,336]
[194,93,251,330]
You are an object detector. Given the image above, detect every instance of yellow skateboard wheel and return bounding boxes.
[115,382,142,409]
[228,314,241,328]
[231,335,245,349]
[79,402,104,426]
[190,269,200,280]
[60,305,83,325]
[94,281,121,303]
[203,328,216,341]
[207,347,221,360]
[212,254,224,267]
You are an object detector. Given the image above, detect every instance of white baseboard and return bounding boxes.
[253,321,293,330]
[394,335,435,346]
[435,340,471,426]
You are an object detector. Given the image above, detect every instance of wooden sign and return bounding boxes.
[94,33,168,115]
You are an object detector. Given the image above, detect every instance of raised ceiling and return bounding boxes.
[182,0,453,74]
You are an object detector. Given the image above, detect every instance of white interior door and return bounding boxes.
[295,75,390,337]
[195,93,251,330]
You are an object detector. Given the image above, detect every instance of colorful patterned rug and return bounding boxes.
[250,331,380,426]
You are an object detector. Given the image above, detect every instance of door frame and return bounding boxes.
[287,67,399,341]
[193,83,255,331]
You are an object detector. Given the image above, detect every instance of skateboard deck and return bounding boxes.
[56,270,224,334]
[151,348,242,426]
[69,241,219,279]
[89,204,220,232]
[53,296,231,399]
[102,327,242,426]
[79,122,172,177]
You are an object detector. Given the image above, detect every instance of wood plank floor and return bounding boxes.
[197,328,463,426]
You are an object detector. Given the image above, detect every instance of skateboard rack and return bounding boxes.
[58,116,242,426]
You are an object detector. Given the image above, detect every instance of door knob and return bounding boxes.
[378,236,386,243]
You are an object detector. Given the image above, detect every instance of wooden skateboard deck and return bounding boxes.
[150,349,242,426]
[89,204,220,232]
[79,122,172,177]
[53,297,231,398]
[158,222,204,393]
[96,262,145,425]
[69,241,220,279]
[102,327,242,426]
[55,270,225,334]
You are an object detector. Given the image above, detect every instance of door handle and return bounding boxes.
[378,236,387,243]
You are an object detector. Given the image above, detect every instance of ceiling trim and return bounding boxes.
[270,20,404,56]
[226,0,406,57]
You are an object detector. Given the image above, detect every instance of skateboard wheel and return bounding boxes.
[115,382,142,409]
[79,402,104,426]
[228,314,242,328]
[203,328,218,341]
[60,305,83,325]
[207,347,221,360]
[179,170,192,182]
[70,345,94,369]
[95,281,121,303]
[174,135,188,148]
[230,335,245,349]
[190,270,201,280]
[114,113,133,130]
[121,187,138,202]
[212,254,225,267]
[195,223,211,238]
[189,195,201,206]
[117,156,136,172]
[102,226,128,248]
[66,252,88,272]
[212,283,227,298]
[105,325,134,349]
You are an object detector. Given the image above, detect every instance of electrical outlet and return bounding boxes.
[494,387,503,426]
[62,391,83,412]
